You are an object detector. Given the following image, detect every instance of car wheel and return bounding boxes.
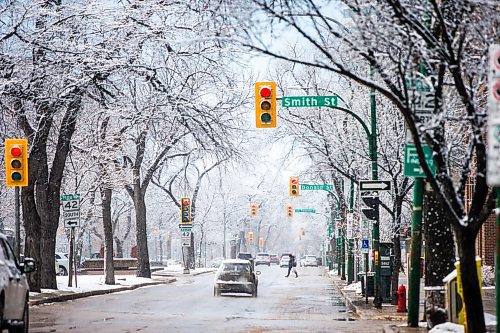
[252,286,257,298]
[10,300,28,333]
[214,287,221,297]
[58,266,68,276]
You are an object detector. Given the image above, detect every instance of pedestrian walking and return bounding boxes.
[285,254,298,278]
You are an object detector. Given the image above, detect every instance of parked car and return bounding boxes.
[213,259,260,297]
[279,255,290,268]
[55,252,69,276]
[0,232,36,333]
[255,253,270,266]
[237,252,254,266]
[269,254,280,265]
[302,255,319,267]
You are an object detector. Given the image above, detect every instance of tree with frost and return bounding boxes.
[226,0,497,330]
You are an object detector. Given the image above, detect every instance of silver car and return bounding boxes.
[214,259,260,297]
[0,233,36,333]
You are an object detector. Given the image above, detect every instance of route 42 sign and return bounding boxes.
[61,194,80,228]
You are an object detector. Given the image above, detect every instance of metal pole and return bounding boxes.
[223,217,227,259]
[370,66,382,308]
[496,187,500,333]
[408,178,424,327]
[348,180,355,283]
[14,186,20,259]
[72,227,78,288]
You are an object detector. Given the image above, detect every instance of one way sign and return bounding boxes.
[359,180,391,191]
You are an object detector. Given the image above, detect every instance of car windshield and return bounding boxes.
[256,254,269,258]
[306,255,316,259]
[222,263,249,272]
[238,253,252,259]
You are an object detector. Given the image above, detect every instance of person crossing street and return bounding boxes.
[285,254,298,278]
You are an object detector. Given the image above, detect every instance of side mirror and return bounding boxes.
[256,271,261,275]
[23,258,36,274]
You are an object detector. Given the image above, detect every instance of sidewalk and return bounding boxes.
[29,266,216,306]
[328,270,496,333]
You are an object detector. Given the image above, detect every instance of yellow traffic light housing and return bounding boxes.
[255,81,277,128]
[286,205,293,218]
[248,231,254,244]
[250,203,258,217]
[258,237,264,250]
[289,176,299,197]
[5,139,28,187]
[180,197,192,225]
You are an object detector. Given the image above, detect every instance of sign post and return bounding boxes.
[61,194,80,287]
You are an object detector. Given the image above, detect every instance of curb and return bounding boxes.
[29,278,176,306]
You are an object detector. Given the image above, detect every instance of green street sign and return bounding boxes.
[301,184,333,191]
[404,144,436,178]
[61,194,80,201]
[295,209,316,213]
[282,96,338,108]
[180,227,192,233]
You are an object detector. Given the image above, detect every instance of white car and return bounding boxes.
[255,253,270,266]
[279,255,290,268]
[302,255,318,267]
[55,252,69,276]
[0,233,36,332]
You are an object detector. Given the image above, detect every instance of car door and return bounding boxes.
[0,239,26,319]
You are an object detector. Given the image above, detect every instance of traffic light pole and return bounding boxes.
[14,186,20,258]
[347,180,355,284]
[408,178,424,326]
[370,72,383,309]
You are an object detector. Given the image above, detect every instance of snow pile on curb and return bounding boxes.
[429,322,464,333]
[342,281,362,293]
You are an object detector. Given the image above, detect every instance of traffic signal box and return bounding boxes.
[286,205,293,218]
[250,203,258,217]
[289,176,299,196]
[180,197,191,224]
[255,81,277,128]
[248,231,254,244]
[360,191,379,221]
[258,237,264,250]
[5,139,28,187]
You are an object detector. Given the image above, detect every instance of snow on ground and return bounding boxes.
[342,281,362,293]
[429,322,464,333]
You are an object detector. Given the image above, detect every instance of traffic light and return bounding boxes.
[487,45,500,185]
[360,191,379,221]
[255,81,277,128]
[488,45,500,113]
[258,237,264,250]
[5,139,28,187]
[289,176,299,197]
[179,197,191,224]
[250,203,258,217]
[248,231,254,244]
[286,205,293,218]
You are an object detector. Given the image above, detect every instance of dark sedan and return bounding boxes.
[214,259,260,297]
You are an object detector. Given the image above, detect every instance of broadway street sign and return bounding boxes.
[282,96,338,108]
[300,184,333,191]
[404,144,436,178]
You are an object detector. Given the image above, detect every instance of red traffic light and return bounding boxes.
[10,146,22,157]
[182,199,190,206]
[259,86,272,98]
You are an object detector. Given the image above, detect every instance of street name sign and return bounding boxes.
[61,193,80,228]
[300,184,333,191]
[282,96,338,108]
[295,209,316,213]
[180,227,192,233]
[404,144,436,177]
[359,180,391,191]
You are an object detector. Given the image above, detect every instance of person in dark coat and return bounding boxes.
[285,254,298,278]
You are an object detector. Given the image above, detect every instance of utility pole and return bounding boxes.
[347,180,355,283]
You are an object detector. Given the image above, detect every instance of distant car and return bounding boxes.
[214,259,260,297]
[55,252,69,276]
[0,232,36,333]
[255,253,270,266]
[269,254,280,265]
[279,255,290,267]
[302,255,318,267]
[237,252,254,266]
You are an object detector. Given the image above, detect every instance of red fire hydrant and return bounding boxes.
[397,285,407,312]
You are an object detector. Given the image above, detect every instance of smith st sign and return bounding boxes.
[282,96,338,108]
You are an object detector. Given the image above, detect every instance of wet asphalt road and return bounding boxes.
[30,265,394,332]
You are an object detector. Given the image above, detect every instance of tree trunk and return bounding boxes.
[134,193,150,277]
[114,237,124,258]
[423,186,455,327]
[101,186,115,285]
[22,185,42,292]
[457,230,486,333]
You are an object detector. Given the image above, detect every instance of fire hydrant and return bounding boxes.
[397,284,407,312]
